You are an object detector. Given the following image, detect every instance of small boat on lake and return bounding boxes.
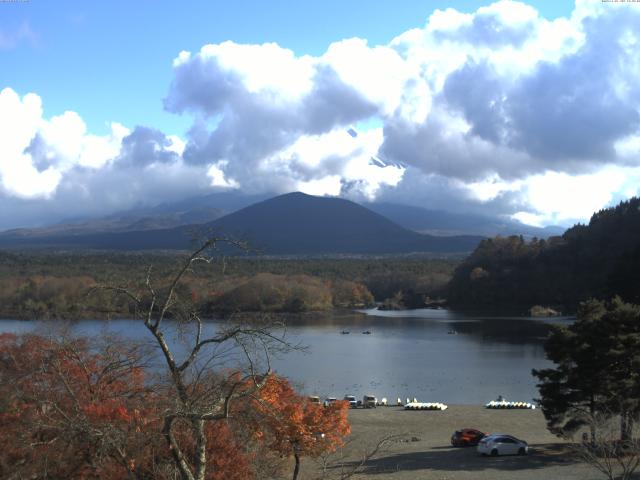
[341,330,350,334]
[362,330,371,335]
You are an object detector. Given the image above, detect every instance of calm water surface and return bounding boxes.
[0,309,572,405]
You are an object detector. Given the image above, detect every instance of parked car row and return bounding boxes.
[308,394,379,408]
[451,429,529,456]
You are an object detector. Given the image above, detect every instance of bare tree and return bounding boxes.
[100,237,293,480]
[313,434,409,479]
[574,411,640,480]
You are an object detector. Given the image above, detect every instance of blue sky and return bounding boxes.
[3,0,572,135]
[1,0,639,230]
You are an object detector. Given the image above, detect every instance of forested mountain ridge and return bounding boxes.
[446,197,640,311]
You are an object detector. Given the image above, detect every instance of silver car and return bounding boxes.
[477,434,528,456]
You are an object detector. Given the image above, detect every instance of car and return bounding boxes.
[344,395,358,408]
[451,428,486,447]
[477,434,529,456]
[309,396,321,405]
[323,397,337,407]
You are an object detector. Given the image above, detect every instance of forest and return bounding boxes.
[446,197,640,312]
[0,251,458,319]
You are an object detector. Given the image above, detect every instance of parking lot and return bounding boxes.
[300,405,605,480]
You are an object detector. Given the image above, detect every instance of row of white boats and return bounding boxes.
[400,398,537,411]
[404,402,449,411]
[317,396,537,411]
[484,400,536,409]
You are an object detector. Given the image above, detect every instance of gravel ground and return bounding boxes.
[299,405,610,480]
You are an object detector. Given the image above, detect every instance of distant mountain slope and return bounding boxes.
[447,197,640,310]
[0,192,483,254]
[1,191,272,238]
[2,207,225,238]
[365,202,564,238]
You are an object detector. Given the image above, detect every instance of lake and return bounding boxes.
[0,308,572,405]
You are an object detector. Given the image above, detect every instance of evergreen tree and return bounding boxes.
[533,298,640,441]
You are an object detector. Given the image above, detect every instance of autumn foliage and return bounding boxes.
[252,375,351,456]
[0,332,155,478]
[0,333,351,479]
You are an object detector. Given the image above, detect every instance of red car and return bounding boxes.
[451,428,486,447]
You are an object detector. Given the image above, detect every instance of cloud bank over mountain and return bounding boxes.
[1,0,639,229]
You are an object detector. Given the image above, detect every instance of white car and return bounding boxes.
[477,434,529,456]
[344,395,358,408]
[323,397,338,407]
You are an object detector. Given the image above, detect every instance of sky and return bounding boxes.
[1,0,639,230]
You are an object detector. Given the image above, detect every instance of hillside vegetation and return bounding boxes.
[447,197,640,311]
[0,251,457,319]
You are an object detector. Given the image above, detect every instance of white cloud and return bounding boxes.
[463,174,523,202]
[322,38,427,120]
[207,160,239,188]
[0,88,130,198]
[298,175,343,197]
[0,88,58,198]
[194,42,315,101]
[512,167,637,225]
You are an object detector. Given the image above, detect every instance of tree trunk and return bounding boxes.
[292,452,301,480]
[590,397,597,444]
[620,411,634,442]
[194,418,207,480]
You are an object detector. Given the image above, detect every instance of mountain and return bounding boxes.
[2,191,271,238]
[1,190,564,240]
[364,202,564,238]
[0,192,483,254]
[202,192,483,254]
[447,197,640,310]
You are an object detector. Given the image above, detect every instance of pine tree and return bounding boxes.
[533,298,640,441]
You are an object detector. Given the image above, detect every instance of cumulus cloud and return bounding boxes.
[2,1,640,229]
[157,0,640,225]
[165,40,403,198]
[0,88,217,229]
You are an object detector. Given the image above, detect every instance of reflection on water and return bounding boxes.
[275,309,573,404]
[0,309,573,405]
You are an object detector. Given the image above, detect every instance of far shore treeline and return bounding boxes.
[0,253,456,319]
